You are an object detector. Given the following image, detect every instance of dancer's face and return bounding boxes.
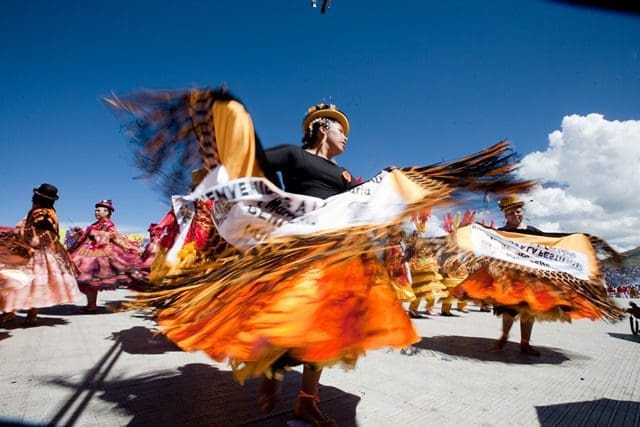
[323,121,348,157]
[95,206,111,220]
[504,206,524,228]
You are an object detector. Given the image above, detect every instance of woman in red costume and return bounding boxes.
[144,169,219,282]
[140,223,162,271]
[69,200,144,313]
[0,184,78,325]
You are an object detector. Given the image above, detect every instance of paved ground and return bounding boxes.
[0,290,638,427]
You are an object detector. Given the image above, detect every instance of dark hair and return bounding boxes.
[301,117,337,149]
[32,193,56,209]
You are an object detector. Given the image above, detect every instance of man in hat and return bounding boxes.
[497,195,540,233]
[493,195,542,356]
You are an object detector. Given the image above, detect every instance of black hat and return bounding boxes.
[33,183,59,200]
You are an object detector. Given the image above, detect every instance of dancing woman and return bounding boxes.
[0,184,78,325]
[69,200,144,312]
[105,87,556,425]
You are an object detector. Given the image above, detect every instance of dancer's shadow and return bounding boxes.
[535,397,640,426]
[409,335,572,364]
[110,326,181,354]
[0,331,10,341]
[49,362,360,426]
[0,313,68,330]
[607,331,640,343]
[38,304,111,316]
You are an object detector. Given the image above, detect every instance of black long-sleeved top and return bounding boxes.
[264,144,356,199]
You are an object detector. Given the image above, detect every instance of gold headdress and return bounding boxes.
[302,103,350,137]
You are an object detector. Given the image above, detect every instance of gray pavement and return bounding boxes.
[0,290,638,427]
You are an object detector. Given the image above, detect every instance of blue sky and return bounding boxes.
[1,1,638,247]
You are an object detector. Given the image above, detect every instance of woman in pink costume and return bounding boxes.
[0,184,78,326]
[69,200,144,312]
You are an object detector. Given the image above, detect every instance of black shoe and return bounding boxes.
[408,310,424,319]
[520,344,541,356]
[491,337,507,351]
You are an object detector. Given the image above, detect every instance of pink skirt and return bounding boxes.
[1,247,78,312]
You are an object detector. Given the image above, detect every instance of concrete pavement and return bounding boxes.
[1,290,638,426]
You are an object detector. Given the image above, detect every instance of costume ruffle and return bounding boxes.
[438,258,469,310]
[409,254,447,302]
[157,255,417,383]
[446,224,623,322]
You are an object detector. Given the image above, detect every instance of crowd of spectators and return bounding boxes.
[604,264,640,298]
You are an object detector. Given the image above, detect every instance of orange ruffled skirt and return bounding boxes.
[452,267,611,322]
[157,255,419,383]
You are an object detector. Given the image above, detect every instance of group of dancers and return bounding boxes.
[0,192,148,323]
[0,87,624,426]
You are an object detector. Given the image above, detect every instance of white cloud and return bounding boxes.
[517,114,640,250]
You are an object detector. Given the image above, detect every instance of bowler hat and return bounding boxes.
[33,183,59,200]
